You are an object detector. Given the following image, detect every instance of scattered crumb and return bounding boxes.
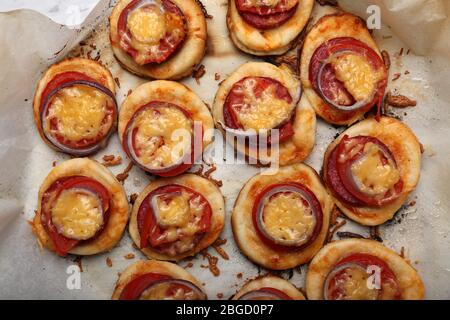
[337,231,367,240]
[214,73,221,81]
[381,50,391,69]
[409,200,416,207]
[184,262,194,269]
[385,92,417,108]
[124,253,135,260]
[201,251,220,277]
[330,206,342,226]
[399,47,404,56]
[106,257,113,267]
[392,73,401,81]
[192,64,206,85]
[216,293,224,299]
[404,70,410,75]
[127,89,132,97]
[193,164,223,187]
[236,273,243,279]
[327,220,347,243]
[129,193,138,205]
[369,226,383,242]
[114,77,121,88]
[52,161,57,167]
[419,143,425,154]
[73,257,83,272]
[102,154,122,167]
[212,243,229,260]
[400,246,405,258]
[116,162,133,183]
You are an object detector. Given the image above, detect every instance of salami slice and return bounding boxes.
[324,253,401,300]
[325,135,403,208]
[40,176,111,256]
[309,37,387,113]
[39,71,117,155]
[117,0,187,65]
[137,184,212,257]
[223,76,295,143]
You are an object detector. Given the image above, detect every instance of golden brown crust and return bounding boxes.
[227,0,314,56]
[232,275,305,300]
[118,80,214,149]
[129,174,225,261]
[111,260,205,299]
[322,116,421,226]
[300,13,386,125]
[33,158,129,255]
[109,0,207,80]
[232,163,333,270]
[212,62,315,166]
[33,57,116,153]
[305,239,425,300]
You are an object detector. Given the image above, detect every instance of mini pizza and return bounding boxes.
[232,275,305,300]
[227,0,314,56]
[33,58,117,156]
[213,62,315,166]
[112,260,206,300]
[109,0,207,80]
[322,117,421,226]
[232,163,333,270]
[129,174,225,260]
[118,81,214,177]
[306,239,425,300]
[300,13,388,125]
[32,158,129,256]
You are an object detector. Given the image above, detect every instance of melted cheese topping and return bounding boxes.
[336,267,378,300]
[140,282,197,300]
[46,85,108,141]
[127,5,166,45]
[133,107,192,169]
[51,189,104,240]
[331,53,383,102]
[262,192,315,242]
[154,192,206,248]
[154,192,190,228]
[351,142,400,196]
[232,78,292,131]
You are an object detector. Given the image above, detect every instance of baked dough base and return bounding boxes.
[112,260,205,299]
[213,62,315,166]
[306,239,425,300]
[232,275,305,300]
[129,174,225,261]
[232,163,333,270]
[33,58,116,153]
[109,0,207,80]
[322,116,421,226]
[300,13,386,125]
[32,158,129,255]
[227,0,314,56]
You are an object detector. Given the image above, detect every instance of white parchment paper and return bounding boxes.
[0,0,449,299]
